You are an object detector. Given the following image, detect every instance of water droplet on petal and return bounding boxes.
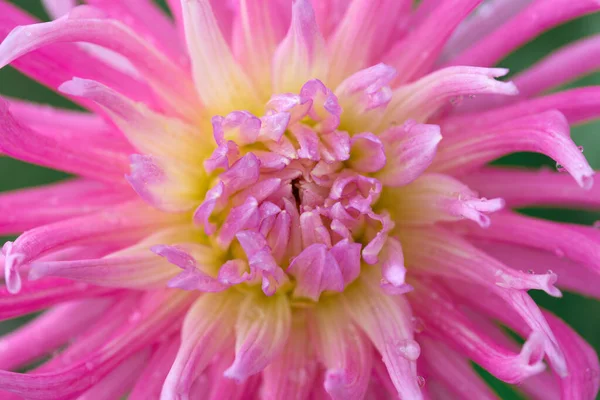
[128,311,142,323]
[396,339,421,361]
[85,362,94,370]
[593,221,600,229]
[411,317,425,333]
[554,248,565,258]
[578,146,584,152]
[556,163,567,172]
[527,269,535,274]
[547,269,554,275]
[417,376,426,388]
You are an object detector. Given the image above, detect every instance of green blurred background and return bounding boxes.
[1,1,599,398]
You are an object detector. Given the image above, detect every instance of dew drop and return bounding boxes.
[411,317,425,334]
[417,376,426,388]
[527,269,535,274]
[128,311,142,323]
[85,362,94,371]
[396,339,421,361]
[547,269,554,275]
[593,221,600,229]
[554,248,565,258]
[578,145,585,152]
[556,163,567,172]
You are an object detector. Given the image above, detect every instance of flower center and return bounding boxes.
[178,79,403,302]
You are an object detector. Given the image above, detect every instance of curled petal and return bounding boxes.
[409,281,546,384]
[432,110,595,189]
[288,244,345,301]
[152,244,225,292]
[380,173,505,227]
[382,67,518,125]
[300,79,341,132]
[399,227,567,375]
[349,133,386,173]
[379,237,413,295]
[457,212,600,290]
[0,7,198,117]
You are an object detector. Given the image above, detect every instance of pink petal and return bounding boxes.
[181,0,258,113]
[83,0,185,63]
[233,0,287,97]
[0,99,128,182]
[273,0,328,93]
[129,337,180,400]
[343,272,423,400]
[58,78,207,164]
[0,279,115,321]
[152,244,226,292]
[385,0,484,84]
[329,239,362,286]
[162,293,238,400]
[314,301,373,400]
[409,281,546,384]
[0,298,111,370]
[262,312,318,399]
[0,290,193,399]
[444,86,600,131]
[432,110,595,189]
[6,98,132,153]
[126,154,204,213]
[375,121,442,187]
[349,133,386,173]
[379,237,413,295]
[300,79,341,132]
[77,348,150,400]
[0,179,133,235]
[3,202,173,293]
[447,0,600,67]
[544,311,600,399]
[0,7,198,118]
[399,228,567,374]
[418,336,499,400]
[288,244,345,301]
[327,0,409,86]
[224,293,291,381]
[514,34,600,98]
[381,173,505,227]
[463,167,600,209]
[383,67,518,125]
[0,2,156,108]
[42,0,76,19]
[29,251,177,289]
[476,240,600,300]
[458,212,600,291]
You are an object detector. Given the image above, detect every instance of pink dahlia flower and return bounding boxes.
[0,0,599,398]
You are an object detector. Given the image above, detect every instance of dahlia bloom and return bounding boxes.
[0,0,599,398]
